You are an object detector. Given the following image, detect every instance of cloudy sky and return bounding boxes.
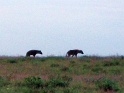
[0,0,124,56]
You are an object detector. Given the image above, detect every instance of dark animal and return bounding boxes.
[26,50,42,57]
[66,49,84,57]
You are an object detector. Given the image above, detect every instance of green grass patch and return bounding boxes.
[95,77,120,91]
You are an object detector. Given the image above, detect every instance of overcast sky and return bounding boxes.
[0,0,124,56]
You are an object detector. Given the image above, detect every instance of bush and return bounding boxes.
[103,60,120,66]
[95,77,119,91]
[109,67,121,75]
[50,64,60,67]
[42,87,56,93]
[60,66,70,72]
[23,75,72,90]
[62,75,73,82]
[47,75,71,88]
[7,59,17,63]
[92,66,104,74]
[0,76,9,87]
[63,88,74,93]
[24,76,45,88]
[70,61,76,64]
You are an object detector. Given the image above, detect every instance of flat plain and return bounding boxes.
[0,56,124,93]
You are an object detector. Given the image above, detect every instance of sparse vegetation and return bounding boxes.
[95,77,120,91]
[0,56,124,93]
[0,76,10,87]
[24,76,45,88]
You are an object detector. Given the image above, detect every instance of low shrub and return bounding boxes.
[95,77,119,91]
[47,75,71,88]
[103,60,120,66]
[24,76,45,88]
[63,88,74,93]
[50,64,60,67]
[92,66,104,74]
[70,61,76,64]
[62,75,73,82]
[40,59,46,62]
[0,76,9,87]
[7,59,17,63]
[109,67,121,75]
[24,75,72,89]
[60,66,70,72]
[42,88,55,93]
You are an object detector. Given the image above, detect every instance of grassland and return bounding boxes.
[0,56,124,93]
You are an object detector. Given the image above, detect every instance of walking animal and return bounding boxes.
[26,50,42,57]
[66,49,84,57]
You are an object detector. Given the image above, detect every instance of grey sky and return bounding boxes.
[0,0,124,56]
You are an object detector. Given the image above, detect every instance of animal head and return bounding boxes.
[38,50,43,54]
[79,50,84,54]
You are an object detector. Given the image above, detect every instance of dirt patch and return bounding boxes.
[10,73,29,80]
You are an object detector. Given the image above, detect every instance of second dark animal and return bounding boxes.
[66,49,84,57]
[26,50,42,57]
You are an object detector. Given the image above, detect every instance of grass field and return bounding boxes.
[0,56,124,93]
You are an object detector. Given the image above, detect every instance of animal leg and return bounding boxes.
[75,55,77,58]
[33,54,36,57]
[72,55,74,57]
